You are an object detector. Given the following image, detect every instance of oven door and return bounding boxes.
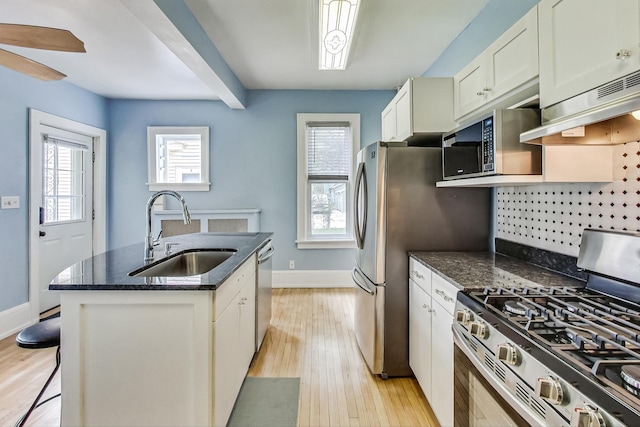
[452,326,532,427]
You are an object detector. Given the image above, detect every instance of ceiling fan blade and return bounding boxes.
[0,23,85,52]
[0,48,66,81]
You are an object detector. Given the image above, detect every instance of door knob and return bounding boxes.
[39,231,46,237]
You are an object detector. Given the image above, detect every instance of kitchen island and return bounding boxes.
[50,232,272,427]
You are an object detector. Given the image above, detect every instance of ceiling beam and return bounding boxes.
[122,0,247,109]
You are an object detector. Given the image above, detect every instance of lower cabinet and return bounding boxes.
[213,269,256,426]
[429,282,456,427]
[409,257,457,427]
[60,255,257,427]
[409,278,432,399]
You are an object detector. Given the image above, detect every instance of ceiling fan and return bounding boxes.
[0,23,85,81]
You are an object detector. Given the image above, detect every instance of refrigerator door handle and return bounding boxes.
[354,161,367,250]
[352,267,375,295]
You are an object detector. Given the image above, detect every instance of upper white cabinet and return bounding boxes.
[381,77,455,142]
[454,6,539,120]
[539,0,640,108]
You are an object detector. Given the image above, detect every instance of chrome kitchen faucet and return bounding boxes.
[145,190,191,262]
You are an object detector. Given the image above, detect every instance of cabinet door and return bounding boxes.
[454,58,486,119]
[539,0,640,108]
[381,104,396,141]
[486,6,538,101]
[394,83,412,141]
[430,300,454,427]
[409,279,432,401]
[213,293,241,427]
[238,276,256,374]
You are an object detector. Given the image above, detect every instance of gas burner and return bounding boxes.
[503,299,539,317]
[504,300,525,315]
[621,365,640,391]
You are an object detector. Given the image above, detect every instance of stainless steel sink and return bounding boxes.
[129,249,237,277]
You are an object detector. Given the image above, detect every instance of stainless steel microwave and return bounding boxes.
[442,109,542,180]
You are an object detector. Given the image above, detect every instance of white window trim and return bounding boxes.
[296,113,360,250]
[147,126,210,192]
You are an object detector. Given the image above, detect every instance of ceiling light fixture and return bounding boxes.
[319,0,360,70]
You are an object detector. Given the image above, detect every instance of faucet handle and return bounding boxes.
[153,229,163,246]
[164,242,179,256]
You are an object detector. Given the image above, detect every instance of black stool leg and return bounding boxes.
[16,346,61,427]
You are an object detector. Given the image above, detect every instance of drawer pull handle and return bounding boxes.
[412,270,425,280]
[422,304,435,313]
[616,49,632,60]
[435,289,454,303]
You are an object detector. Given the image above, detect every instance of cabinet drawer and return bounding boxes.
[431,273,458,315]
[213,255,256,320]
[409,258,431,294]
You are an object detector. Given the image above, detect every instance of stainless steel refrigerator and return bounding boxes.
[352,141,490,378]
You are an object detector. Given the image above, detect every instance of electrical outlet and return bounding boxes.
[289,260,295,270]
[1,196,19,209]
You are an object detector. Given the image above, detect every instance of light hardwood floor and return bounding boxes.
[0,288,438,427]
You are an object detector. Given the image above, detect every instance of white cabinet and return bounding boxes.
[213,257,257,427]
[454,6,539,120]
[409,257,458,427]
[539,0,640,108]
[429,273,457,427]
[60,255,257,427]
[381,77,456,142]
[409,278,432,398]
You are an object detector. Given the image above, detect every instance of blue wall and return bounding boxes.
[108,90,394,271]
[0,67,108,311]
[1,0,541,314]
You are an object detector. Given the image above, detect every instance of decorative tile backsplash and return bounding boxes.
[496,141,640,257]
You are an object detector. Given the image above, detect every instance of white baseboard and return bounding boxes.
[273,270,354,288]
[0,303,37,340]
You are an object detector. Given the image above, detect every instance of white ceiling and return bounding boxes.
[0,0,489,104]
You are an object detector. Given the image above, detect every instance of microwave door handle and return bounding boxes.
[354,162,367,250]
[452,325,546,426]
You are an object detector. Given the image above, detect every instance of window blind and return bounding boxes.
[306,122,351,180]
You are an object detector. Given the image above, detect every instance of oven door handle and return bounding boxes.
[452,325,546,427]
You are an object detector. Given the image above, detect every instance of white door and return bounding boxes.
[34,126,94,312]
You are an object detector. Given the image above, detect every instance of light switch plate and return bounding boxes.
[1,196,20,209]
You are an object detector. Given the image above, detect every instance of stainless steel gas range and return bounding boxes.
[452,229,640,427]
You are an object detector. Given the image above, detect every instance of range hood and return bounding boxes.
[521,70,640,145]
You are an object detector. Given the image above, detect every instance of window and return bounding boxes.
[147,126,210,191]
[42,135,89,224]
[296,113,360,249]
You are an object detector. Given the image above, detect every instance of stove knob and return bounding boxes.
[496,343,520,366]
[535,376,563,405]
[570,405,606,427]
[469,321,488,339]
[455,309,473,325]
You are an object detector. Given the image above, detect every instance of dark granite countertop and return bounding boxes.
[409,251,585,291]
[49,232,273,291]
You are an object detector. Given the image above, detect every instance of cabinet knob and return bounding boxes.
[616,49,632,60]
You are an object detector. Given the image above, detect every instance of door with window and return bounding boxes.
[35,126,93,312]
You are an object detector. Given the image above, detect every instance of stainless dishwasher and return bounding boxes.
[256,240,274,350]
